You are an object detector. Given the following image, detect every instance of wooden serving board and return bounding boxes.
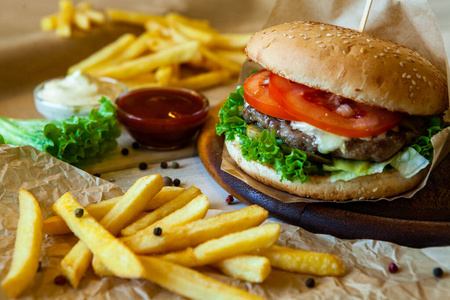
[198,104,450,248]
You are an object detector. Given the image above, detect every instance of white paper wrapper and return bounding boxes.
[223,0,450,203]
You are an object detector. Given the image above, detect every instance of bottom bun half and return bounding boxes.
[225,139,427,201]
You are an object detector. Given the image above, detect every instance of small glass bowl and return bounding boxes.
[115,87,210,150]
[34,76,127,120]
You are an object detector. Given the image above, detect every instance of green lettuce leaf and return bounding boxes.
[216,86,320,182]
[0,97,120,168]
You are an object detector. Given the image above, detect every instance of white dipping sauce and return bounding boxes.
[37,70,118,106]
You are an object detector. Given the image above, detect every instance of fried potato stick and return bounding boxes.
[253,245,346,276]
[122,205,268,254]
[43,186,184,235]
[1,189,43,299]
[121,186,201,236]
[53,192,145,282]
[58,174,163,287]
[155,223,281,267]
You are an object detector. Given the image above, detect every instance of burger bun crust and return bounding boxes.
[246,21,448,116]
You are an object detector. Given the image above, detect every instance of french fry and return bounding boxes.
[216,50,247,65]
[44,185,185,235]
[140,256,265,300]
[174,70,231,90]
[1,189,43,299]
[41,14,58,31]
[106,9,166,26]
[117,32,152,62]
[68,33,136,74]
[120,186,201,236]
[60,174,163,287]
[211,255,272,283]
[155,64,179,86]
[53,192,145,281]
[73,11,90,30]
[122,205,268,254]
[253,245,346,276]
[97,41,199,79]
[84,9,106,25]
[199,46,242,74]
[167,13,218,45]
[56,0,74,38]
[93,194,209,275]
[156,223,280,267]
[212,33,252,49]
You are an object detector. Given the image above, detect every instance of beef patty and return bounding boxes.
[241,104,426,162]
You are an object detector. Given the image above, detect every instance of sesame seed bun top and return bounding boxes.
[245,21,448,116]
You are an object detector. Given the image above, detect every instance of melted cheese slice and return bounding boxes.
[290,121,349,154]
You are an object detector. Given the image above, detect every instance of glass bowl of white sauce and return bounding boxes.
[34,70,127,119]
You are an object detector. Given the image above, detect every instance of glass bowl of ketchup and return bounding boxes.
[116,87,210,150]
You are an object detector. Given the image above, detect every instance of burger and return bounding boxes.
[216,21,449,201]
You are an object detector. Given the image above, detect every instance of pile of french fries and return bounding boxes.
[65,9,250,90]
[1,174,345,299]
[42,1,250,90]
[41,1,106,38]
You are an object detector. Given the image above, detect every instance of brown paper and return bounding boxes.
[0,144,449,299]
[222,0,450,203]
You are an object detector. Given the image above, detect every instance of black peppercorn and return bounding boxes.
[132,142,140,149]
[173,178,181,186]
[433,267,444,278]
[74,208,84,218]
[153,227,162,236]
[305,278,315,288]
[160,161,168,169]
[163,176,173,186]
[139,162,148,170]
[121,148,129,156]
[172,161,179,169]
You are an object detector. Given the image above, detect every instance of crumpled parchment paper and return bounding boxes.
[0,144,449,299]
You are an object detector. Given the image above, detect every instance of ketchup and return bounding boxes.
[116,88,209,150]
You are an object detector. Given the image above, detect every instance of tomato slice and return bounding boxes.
[268,73,404,138]
[243,70,301,121]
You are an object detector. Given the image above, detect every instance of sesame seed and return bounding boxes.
[319,44,325,48]
[343,50,347,55]
[410,93,414,98]
[304,28,311,31]
[326,33,333,37]
[416,87,421,91]
[366,39,371,42]
[379,53,385,57]
[374,55,378,58]
[423,76,427,82]
[412,80,416,85]
[320,27,326,30]
[402,73,407,78]
[343,40,349,44]
[337,34,342,37]
[407,75,411,79]
[283,33,287,37]
[369,45,374,48]
[304,37,310,40]
[360,48,366,53]
[316,41,322,44]
[315,34,321,37]
[400,62,405,67]
[288,35,294,39]
[393,54,399,58]
[416,74,421,79]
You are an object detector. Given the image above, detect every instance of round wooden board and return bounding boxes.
[198,104,450,248]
